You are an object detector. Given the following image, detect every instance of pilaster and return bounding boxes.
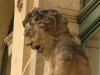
[11,0,27,75]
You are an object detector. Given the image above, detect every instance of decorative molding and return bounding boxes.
[77,0,100,24]
[17,0,23,12]
[4,32,13,45]
[79,6,100,36]
[77,0,100,43]
[4,32,13,56]
[79,16,100,42]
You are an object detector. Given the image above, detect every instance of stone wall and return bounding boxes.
[85,30,100,75]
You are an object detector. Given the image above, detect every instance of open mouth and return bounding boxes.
[31,44,42,53]
[36,45,40,50]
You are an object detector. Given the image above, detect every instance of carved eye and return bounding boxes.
[30,33,34,36]
[30,33,35,38]
[44,16,53,24]
[45,16,51,21]
[44,16,54,24]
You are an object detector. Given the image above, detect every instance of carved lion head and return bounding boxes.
[22,8,71,53]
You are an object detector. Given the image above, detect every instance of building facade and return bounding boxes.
[0,0,100,75]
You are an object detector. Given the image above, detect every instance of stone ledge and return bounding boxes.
[68,22,79,34]
[4,32,13,45]
[39,5,80,16]
[4,32,13,56]
[39,0,80,11]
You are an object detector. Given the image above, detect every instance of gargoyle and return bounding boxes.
[22,8,91,75]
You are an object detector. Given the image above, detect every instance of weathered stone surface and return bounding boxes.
[35,52,45,75]
[4,32,13,56]
[43,6,80,16]
[86,31,100,48]
[29,49,36,75]
[5,56,11,75]
[67,22,79,34]
[39,0,80,11]
[62,15,77,22]
[10,0,27,75]
[85,47,99,75]
[38,5,79,22]
[73,35,81,44]
[22,8,91,75]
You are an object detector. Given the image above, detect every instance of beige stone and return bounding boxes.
[86,38,99,48]
[22,46,30,75]
[10,0,27,75]
[73,35,81,44]
[67,22,79,34]
[39,0,80,11]
[62,15,77,23]
[38,4,44,8]
[38,5,78,23]
[33,0,39,8]
[43,6,80,16]
[29,49,36,75]
[35,52,45,75]
[85,30,100,75]
[26,0,34,14]
[85,47,99,75]
[4,32,13,56]
[86,30,100,48]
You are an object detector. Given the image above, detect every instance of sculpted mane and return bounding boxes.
[22,8,91,75]
[22,8,73,39]
[22,8,61,26]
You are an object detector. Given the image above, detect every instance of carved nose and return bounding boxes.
[25,41,33,46]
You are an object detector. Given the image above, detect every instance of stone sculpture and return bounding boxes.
[22,8,91,75]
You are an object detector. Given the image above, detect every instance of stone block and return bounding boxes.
[43,6,79,16]
[38,4,44,8]
[39,0,80,11]
[85,47,99,75]
[73,35,81,45]
[86,38,99,48]
[67,22,79,34]
[62,15,77,23]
